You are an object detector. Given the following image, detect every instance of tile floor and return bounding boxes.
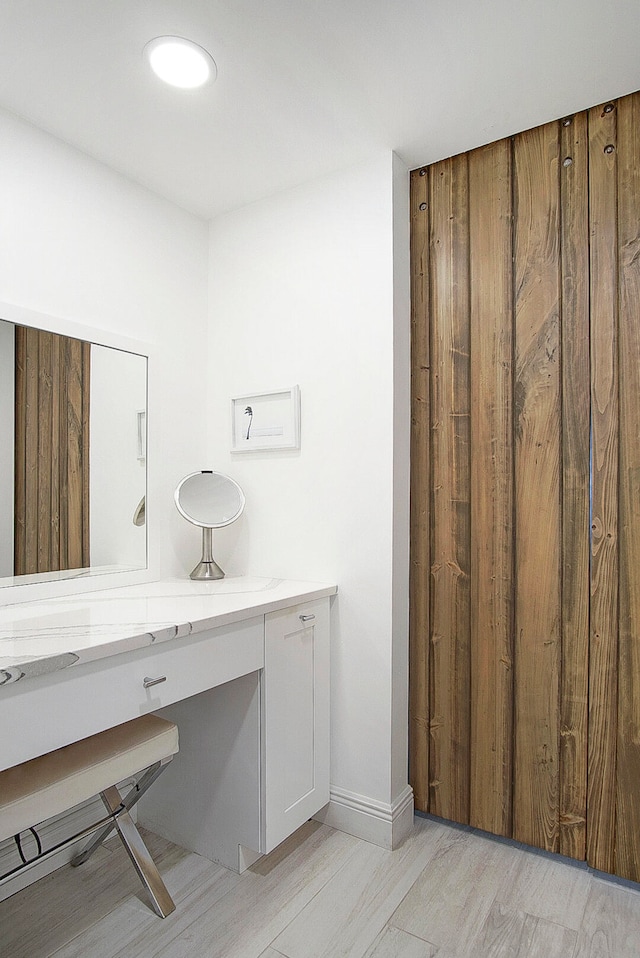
[1,815,639,958]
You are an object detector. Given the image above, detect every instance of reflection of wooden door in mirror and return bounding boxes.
[14,326,90,575]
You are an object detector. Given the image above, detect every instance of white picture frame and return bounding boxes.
[231,386,301,452]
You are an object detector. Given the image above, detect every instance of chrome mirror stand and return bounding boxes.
[174,471,245,581]
[190,527,225,580]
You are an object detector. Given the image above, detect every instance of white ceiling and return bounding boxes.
[1,0,639,219]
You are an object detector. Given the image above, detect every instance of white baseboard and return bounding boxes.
[313,784,414,850]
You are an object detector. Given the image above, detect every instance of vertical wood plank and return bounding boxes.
[587,100,619,875]
[428,155,471,821]
[410,92,640,879]
[24,327,39,575]
[81,341,91,567]
[13,325,27,576]
[512,121,562,852]
[409,168,431,812]
[50,334,61,572]
[559,111,590,861]
[14,327,90,576]
[37,330,53,573]
[468,139,514,837]
[58,337,70,571]
[615,91,640,883]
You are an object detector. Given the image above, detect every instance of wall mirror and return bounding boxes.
[0,314,148,590]
[175,471,244,580]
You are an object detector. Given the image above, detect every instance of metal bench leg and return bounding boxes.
[100,785,176,918]
[70,818,117,867]
[71,759,176,919]
[71,759,169,868]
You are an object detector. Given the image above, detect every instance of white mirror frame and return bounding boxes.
[0,299,156,606]
[174,471,245,529]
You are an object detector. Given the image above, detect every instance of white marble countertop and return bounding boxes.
[0,576,337,688]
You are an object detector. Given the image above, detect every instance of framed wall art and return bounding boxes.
[231,385,301,452]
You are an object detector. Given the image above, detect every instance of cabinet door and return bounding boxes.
[262,597,330,853]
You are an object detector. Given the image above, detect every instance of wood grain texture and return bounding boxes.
[50,333,61,570]
[512,121,562,852]
[0,831,208,958]
[58,334,70,570]
[575,879,640,958]
[495,839,591,931]
[13,324,27,575]
[409,91,640,879]
[14,327,90,577]
[37,330,54,572]
[468,139,514,837]
[478,903,577,958]
[587,101,619,876]
[81,341,91,567]
[559,110,590,862]
[4,820,640,958]
[409,168,431,812]
[615,91,640,883]
[120,822,357,958]
[428,154,471,822]
[364,927,437,958]
[271,818,445,958]
[24,326,39,572]
[391,827,520,955]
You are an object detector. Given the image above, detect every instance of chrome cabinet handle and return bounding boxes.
[299,614,315,622]
[143,675,167,689]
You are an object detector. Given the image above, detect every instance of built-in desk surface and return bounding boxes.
[0,576,336,875]
[0,576,337,688]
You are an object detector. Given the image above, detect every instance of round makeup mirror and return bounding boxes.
[175,471,245,580]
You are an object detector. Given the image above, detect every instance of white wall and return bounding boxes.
[0,108,210,584]
[0,105,412,843]
[208,153,411,834]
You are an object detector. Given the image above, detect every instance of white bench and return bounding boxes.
[0,714,179,918]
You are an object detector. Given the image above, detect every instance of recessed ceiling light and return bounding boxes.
[144,36,217,90]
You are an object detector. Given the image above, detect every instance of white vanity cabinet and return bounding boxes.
[139,595,331,870]
[0,577,336,882]
[262,597,330,853]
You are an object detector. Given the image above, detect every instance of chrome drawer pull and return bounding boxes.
[143,675,167,689]
[299,614,315,622]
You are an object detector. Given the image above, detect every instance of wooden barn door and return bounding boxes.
[410,91,640,881]
[14,326,91,575]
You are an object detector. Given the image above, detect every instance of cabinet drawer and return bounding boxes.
[0,616,264,771]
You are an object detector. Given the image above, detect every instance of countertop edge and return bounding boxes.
[0,579,338,689]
